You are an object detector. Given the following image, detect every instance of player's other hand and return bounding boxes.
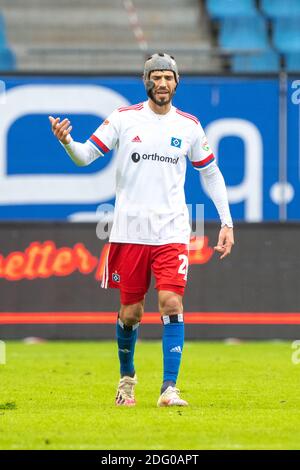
[214,226,234,260]
[49,116,72,145]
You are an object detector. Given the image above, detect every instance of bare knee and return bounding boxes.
[119,300,144,326]
[159,291,183,316]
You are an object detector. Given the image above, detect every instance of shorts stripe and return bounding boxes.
[101,245,110,289]
[105,246,109,288]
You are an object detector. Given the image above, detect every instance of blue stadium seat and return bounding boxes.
[285,52,300,71]
[207,0,258,19]
[0,14,15,70]
[0,48,16,70]
[261,0,300,18]
[273,18,300,52]
[219,16,268,50]
[232,49,280,72]
[0,13,7,47]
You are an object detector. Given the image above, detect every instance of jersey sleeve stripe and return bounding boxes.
[176,109,199,124]
[118,103,144,112]
[192,153,215,168]
[89,135,110,153]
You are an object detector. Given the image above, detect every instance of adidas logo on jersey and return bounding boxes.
[170,346,182,353]
[132,135,142,142]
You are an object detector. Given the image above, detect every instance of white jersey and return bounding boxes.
[87,100,215,245]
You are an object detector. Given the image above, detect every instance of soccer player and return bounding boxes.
[49,53,234,407]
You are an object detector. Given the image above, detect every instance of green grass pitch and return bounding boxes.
[1,340,300,450]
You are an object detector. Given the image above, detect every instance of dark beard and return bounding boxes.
[145,80,175,107]
[150,93,172,107]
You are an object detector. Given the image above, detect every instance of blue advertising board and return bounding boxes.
[287,78,300,220]
[0,75,296,221]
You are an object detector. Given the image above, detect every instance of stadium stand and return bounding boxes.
[272,18,300,53]
[261,1,300,70]
[0,13,6,47]
[261,0,300,18]
[205,0,300,72]
[0,0,223,73]
[219,16,268,51]
[1,0,299,73]
[0,47,16,71]
[207,0,258,19]
[285,51,300,72]
[232,49,280,73]
[0,11,16,70]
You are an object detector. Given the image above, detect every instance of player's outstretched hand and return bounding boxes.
[49,116,72,145]
[214,226,234,260]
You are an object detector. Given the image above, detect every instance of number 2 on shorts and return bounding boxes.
[178,254,188,281]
